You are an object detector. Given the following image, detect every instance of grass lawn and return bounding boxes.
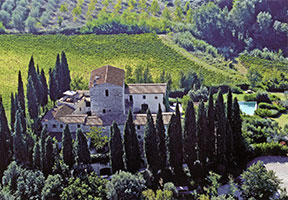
[272,113,288,128]
[0,33,246,118]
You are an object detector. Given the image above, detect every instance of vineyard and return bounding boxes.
[0,33,245,115]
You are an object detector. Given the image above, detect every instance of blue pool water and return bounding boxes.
[239,101,257,115]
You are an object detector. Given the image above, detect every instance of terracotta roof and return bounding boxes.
[58,114,87,124]
[85,116,103,126]
[89,65,125,88]
[133,112,173,125]
[126,83,167,94]
[54,105,75,120]
[85,114,127,126]
[42,105,75,122]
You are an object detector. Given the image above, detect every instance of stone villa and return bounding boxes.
[42,65,173,141]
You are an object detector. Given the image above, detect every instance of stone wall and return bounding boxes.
[125,93,165,113]
[90,83,125,116]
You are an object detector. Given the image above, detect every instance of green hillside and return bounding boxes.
[0,33,245,114]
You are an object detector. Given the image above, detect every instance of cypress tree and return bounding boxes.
[167,114,179,173]
[49,68,58,104]
[227,88,233,124]
[27,76,39,120]
[17,71,25,116]
[207,90,216,164]
[0,96,12,176]
[44,136,54,175]
[13,110,28,165]
[197,101,208,166]
[144,109,160,173]
[155,104,167,170]
[62,125,74,168]
[28,56,42,104]
[61,51,71,92]
[232,98,246,164]
[33,141,41,170]
[172,102,183,173]
[215,90,227,167]
[183,101,197,175]
[40,69,48,107]
[226,89,234,163]
[16,102,27,134]
[40,127,47,171]
[55,54,63,98]
[10,93,16,132]
[75,129,90,165]
[109,121,125,174]
[123,109,141,173]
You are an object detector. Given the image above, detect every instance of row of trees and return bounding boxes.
[10,51,71,128]
[109,89,246,185]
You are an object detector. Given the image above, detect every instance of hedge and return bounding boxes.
[254,108,279,118]
[258,102,286,112]
[252,142,288,157]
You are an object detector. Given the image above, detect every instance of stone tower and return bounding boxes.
[89,65,125,116]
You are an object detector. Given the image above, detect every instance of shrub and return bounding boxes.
[0,21,5,33]
[256,91,271,103]
[258,102,286,112]
[254,108,279,118]
[0,10,11,26]
[252,142,288,157]
[244,94,257,101]
[106,171,146,200]
[25,16,37,33]
[188,86,209,102]
[241,161,282,200]
[230,86,243,94]
[169,88,187,98]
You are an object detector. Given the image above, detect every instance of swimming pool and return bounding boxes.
[238,101,257,115]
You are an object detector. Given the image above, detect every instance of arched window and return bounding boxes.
[105,89,109,97]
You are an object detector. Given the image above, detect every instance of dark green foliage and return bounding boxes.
[240,161,281,200]
[258,102,286,112]
[17,71,25,116]
[109,121,125,174]
[123,109,141,173]
[197,101,208,166]
[42,174,63,200]
[0,96,11,177]
[207,90,216,164]
[215,90,226,166]
[227,88,232,124]
[54,54,62,97]
[183,101,197,176]
[62,125,74,168]
[40,127,47,171]
[231,98,246,164]
[255,108,279,117]
[27,76,39,120]
[33,141,41,170]
[61,51,71,93]
[44,136,54,176]
[10,93,16,132]
[49,68,58,103]
[252,142,288,157]
[2,161,45,200]
[167,114,182,173]
[155,104,167,170]
[28,56,42,104]
[13,111,28,165]
[40,69,48,107]
[75,129,90,165]
[61,173,107,200]
[106,171,145,200]
[144,109,160,173]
